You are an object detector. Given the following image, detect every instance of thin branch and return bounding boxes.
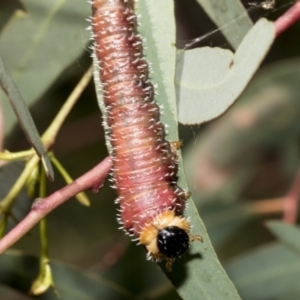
[0,65,93,214]
[0,104,5,167]
[275,0,300,36]
[245,164,300,223]
[0,149,35,161]
[42,65,93,148]
[50,153,90,206]
[283,165,300,224]
[246,198,284,215]
[0,156,112,254]
[0,154,41,211]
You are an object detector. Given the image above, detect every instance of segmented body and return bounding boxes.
[91,0,195,262]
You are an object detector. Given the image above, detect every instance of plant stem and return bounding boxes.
[275,0,300,36]
[247,198,284,215]
[39,168,49,261]
[0,154,40,212]
[0,65,93,214]
[0,156,112,254]
[42,65,93,148]
[283,165,300,224]
[0,149,35,161]
[50,153,90,206]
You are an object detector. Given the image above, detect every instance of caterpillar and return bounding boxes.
[91,0,202,267]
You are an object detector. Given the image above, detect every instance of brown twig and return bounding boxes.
[0,104,5,167]
[0,156,112,254]
[275,0,300,36]
[246,164,300,223]
[0,66,94,214]
[283,165,300,224]
[247,198,284,215]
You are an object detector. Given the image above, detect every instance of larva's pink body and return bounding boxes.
[92,0,186,238]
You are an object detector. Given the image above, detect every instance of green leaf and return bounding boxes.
[195,0,253,49]
[136,1,177,127]
[0,56,53,180]
[93,1,241,299]
[0,250,135,300]
[226,244,300,300]
[266,221,300,255]
[182,58,300,203]
[138,2,241,299]
[176,18,275,125]
[0,0,91,135]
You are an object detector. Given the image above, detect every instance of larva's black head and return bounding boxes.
[157,226,190,259]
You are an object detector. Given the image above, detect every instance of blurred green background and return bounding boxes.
[0,0,300,299]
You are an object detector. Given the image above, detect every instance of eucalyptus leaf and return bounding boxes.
[226,244,300,300]
[195,0,253,49]
[0,0,91,135]
[138,3,240,296]
[0,56,53,180]
[182,58,300,204]
[176,18,275,125]
[266,221,300,255]
[93,1,241,299]
[136,1,178,134]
